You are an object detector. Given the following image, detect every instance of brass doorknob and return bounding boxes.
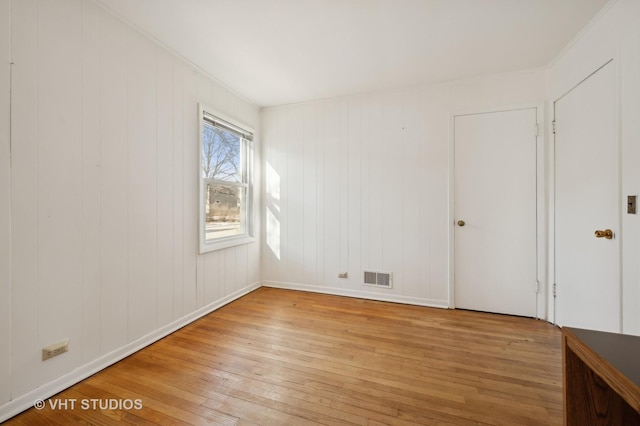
[457,220,465,227]
[594,229,613,239]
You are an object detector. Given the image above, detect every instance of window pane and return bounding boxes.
[204,183,245,242]
[201,121,242,182]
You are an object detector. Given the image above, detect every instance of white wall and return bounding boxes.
[548,0,640,335]
[4,0,638,421]
[0,0,12,408]
[1,0,261,419]
[261,70,546,308]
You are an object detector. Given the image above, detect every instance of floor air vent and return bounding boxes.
[363,270,393,288]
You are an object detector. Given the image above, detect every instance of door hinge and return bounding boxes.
[535,280,540,294]
[534,124,539,137]
[552,120,556,134]
[552,283,557,297]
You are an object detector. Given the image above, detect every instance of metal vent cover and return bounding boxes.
[363,270,393,288]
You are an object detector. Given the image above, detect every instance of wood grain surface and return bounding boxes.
[6,287,563,425]
[562,328,640,425]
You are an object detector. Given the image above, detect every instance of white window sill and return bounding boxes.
[199,235,255,254]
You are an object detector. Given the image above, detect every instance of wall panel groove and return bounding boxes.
[2,0,261,417]
[0,0,13,404]
[262,74,545,305]
[80,0,102,364]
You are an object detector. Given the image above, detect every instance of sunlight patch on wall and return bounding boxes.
[266,208,281,260]
[265,161,281,260]
[266,161,280,212]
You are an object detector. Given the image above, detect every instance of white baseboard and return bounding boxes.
[1,279,449,422]
[0,281,261,423]
[262,280,449,309]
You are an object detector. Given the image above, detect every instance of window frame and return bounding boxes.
[198,103,255,253]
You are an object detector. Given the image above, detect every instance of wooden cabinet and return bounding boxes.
[562,327,640,425]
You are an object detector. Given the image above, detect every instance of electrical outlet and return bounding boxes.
[42,339,69,361]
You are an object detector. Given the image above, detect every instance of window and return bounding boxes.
[199,104,254,253]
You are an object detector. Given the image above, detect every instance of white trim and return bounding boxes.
[546,100,556,325]
[552,59,614,104]
[450,102,545,118]
[199,102,255,253]
[200,105,255,136]
[262,281,449,309]
[202,235,255,252]
[448,113,456,309]
[0,280,452,422]
[0,281,261,423]
[535,104,547,320]
[449,103,546,319]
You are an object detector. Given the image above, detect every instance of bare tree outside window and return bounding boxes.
[199,106,253,253]
[202,121,245,241]
[201,122,241,182]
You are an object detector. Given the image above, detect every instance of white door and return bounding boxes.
[554,61,620,333]
[454,108,538,317]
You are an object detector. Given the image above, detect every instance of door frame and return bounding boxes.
[448,103,546,319]
[550,57,622,330]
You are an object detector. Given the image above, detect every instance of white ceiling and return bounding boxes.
[96,0,610,107]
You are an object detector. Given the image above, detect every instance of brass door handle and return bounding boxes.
[594,229,613,239]
[457,220,465,227]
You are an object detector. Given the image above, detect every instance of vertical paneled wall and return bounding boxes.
[262,86,453,305]
[3,0,260,411]
[261,73,545,306]
[0,0,12,406]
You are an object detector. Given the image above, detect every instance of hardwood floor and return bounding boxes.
[6,287,563,425]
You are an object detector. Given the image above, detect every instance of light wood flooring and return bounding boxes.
[6,287,562,425]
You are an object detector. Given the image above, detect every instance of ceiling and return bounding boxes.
[96,0,611,107]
